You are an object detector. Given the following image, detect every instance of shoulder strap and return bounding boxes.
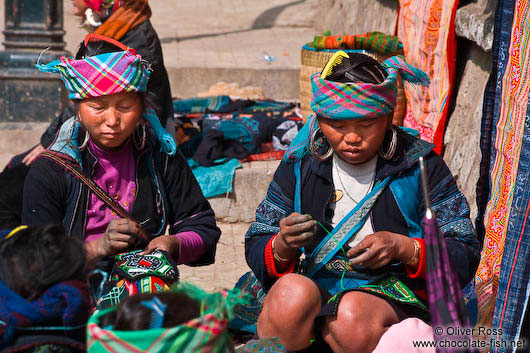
[40,151,150,244]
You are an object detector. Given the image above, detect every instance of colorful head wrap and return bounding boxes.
[36,47,150,100]
[83,0,121,12]
[36,35,176,155]
[283,52,430,162]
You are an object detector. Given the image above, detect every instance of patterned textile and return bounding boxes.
[474,0,530,348]
[113,250,179,282]
[283,54,429,162]
[96,278,172,311]
[397,0,458,154]
[230,272,267,334]
[235,337,286,353]
[87,283,249,353]
[312,31,403,54]
[424,215,470,351]
[95,250,177,310]
[328,276,428,319]
[35,49,150,100]
[0,279,90,348]
[173,96,232,114]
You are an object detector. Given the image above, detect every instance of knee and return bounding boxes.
[259,274,321,330]
[323,292,389,353]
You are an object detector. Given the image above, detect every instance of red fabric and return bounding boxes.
[405,238,426,279]
[265,235,296,278]
[239,151,285,163]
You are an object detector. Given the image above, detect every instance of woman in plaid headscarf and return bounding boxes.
[22,34,219,288]
[237,51,480,352]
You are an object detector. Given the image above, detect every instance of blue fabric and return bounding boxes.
[389,164,422,239]
[187,158,242,198]
[0,279,90,347]
[173,96,231,114]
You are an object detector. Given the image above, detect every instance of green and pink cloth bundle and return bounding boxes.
[87,283,250,353]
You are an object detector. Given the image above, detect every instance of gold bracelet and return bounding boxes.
[406,239,420,266]
[272,236,292,263]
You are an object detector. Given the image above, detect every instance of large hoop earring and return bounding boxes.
[66,115,89,150]
[378,127,397,160]
[134,120,146,150]
[309,125,333,161]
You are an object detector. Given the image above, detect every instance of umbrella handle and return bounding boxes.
[418,156,434,220]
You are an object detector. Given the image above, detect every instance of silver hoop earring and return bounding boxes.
[309,125,333,161]
[78,130,89,150]
[134,121,146,150]
[67,115,89,150]
[378,127,397,160]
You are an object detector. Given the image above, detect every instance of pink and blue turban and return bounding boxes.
[35,45,176,155]
[283,55,430,162]
[36,48,150,100]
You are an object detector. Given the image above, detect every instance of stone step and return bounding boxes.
[209,160,280,223]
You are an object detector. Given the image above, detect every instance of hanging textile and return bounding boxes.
[397,0,459,154]
[474,0,530,349]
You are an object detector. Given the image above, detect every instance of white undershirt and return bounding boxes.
[330,153,377,248]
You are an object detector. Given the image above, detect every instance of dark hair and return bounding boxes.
[102,292,201,331]
[0,224,87,300]
[75,37,124,59]
[325,53,388,84]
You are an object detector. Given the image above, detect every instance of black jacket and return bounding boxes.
[22,137,219,266]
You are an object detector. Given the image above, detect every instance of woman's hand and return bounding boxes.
[22,144,45,165]
[141,235,179,257]
[347,231,416,269]
[275,212,317,261]
[85,218,140,263]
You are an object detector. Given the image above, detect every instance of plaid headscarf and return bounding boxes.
[283,53,430,162]
[36,48,150,100]
[35,36,176,155]
[87,283,250,353]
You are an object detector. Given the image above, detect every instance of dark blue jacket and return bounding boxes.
[245,129,480,292]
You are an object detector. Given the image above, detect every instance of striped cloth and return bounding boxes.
[283,54,429,162]
[312,31,403,54]
[474,0,530,350]
[35,48,150,100]
[87,283,249,353]
[397,0,458,154]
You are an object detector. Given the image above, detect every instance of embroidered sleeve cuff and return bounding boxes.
[405,238,426,279]
[265,235,296,278]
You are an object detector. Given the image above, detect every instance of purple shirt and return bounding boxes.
[84,138,205,264]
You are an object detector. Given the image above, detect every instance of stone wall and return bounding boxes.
[313,0,494,219]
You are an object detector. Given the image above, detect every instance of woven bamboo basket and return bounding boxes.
[299,43,406,124]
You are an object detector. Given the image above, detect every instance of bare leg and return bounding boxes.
[321,291,400,353]
[257,274,323,351]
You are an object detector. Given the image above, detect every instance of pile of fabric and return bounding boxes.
[173,96,304,198]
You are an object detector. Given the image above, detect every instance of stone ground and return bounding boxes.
[179,222,250,292]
